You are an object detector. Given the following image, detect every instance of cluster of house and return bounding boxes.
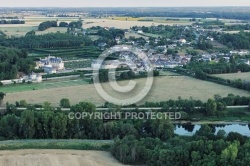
[92,51,149,71]
[36,55,65,74]
[148,52,192,68]
[0,72,42,85]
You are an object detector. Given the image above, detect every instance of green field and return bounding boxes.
[0,79,89,93]
[0,139,111,151]
[213,72,250,81]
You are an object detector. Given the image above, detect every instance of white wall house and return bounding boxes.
[36,55,64,74]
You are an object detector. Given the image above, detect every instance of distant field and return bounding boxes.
[125,32,146,39]
[0,149,125,166]
[0,26,68,37]
[0,16,77,37]
[0,17,193,37]
[0,26,37,36]
[35,27,68,35]
[82,18,191,29]
[3,76,250,106]
[213,72,250,81]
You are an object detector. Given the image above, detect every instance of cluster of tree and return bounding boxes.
[196,39,213,50]
[219,32,250,49]
[0,20,25,24]
[68,21,83,29]
[0,31,6,38]
[91,69,159,83]
[0,33,93,49]
[0,46,34,80]
[111,124,250,165]
[0,92,5,106]
[89,26,125,47]
[59,22,69,27]
[38,21,57,31]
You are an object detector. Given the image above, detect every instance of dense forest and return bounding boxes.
[0,46,34,80]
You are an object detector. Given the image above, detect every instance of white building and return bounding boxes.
[0,72,42,85]
[206,37,214,41]
[179,39,187,44]
[36,55,64,74]
[137,30,144,34]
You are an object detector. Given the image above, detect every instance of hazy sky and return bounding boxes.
[1,0,250,7]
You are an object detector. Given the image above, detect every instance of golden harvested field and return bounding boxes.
[4,76,250,106]
[213,72,250,81]
[0,17,192,36]
[0,149,126,166]
[0,26,37,36]
[82,18,191,29]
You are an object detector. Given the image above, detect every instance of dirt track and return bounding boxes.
[0,149,127,166]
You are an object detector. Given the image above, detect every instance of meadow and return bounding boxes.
[3,76,250,106]
[213,72,250,81]
[0,79,88,93]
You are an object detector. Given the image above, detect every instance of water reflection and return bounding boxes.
[174,123,250,137]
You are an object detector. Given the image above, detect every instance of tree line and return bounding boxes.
[0,20,25,24]
[1,94,249,141]
[0,33,93,49]
[38,20,83,31]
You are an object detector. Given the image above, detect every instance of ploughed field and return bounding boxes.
[3,76,250,106]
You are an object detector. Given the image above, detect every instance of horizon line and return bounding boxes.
[0,6,248,8]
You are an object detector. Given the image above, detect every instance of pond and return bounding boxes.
[174,124,250,136]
